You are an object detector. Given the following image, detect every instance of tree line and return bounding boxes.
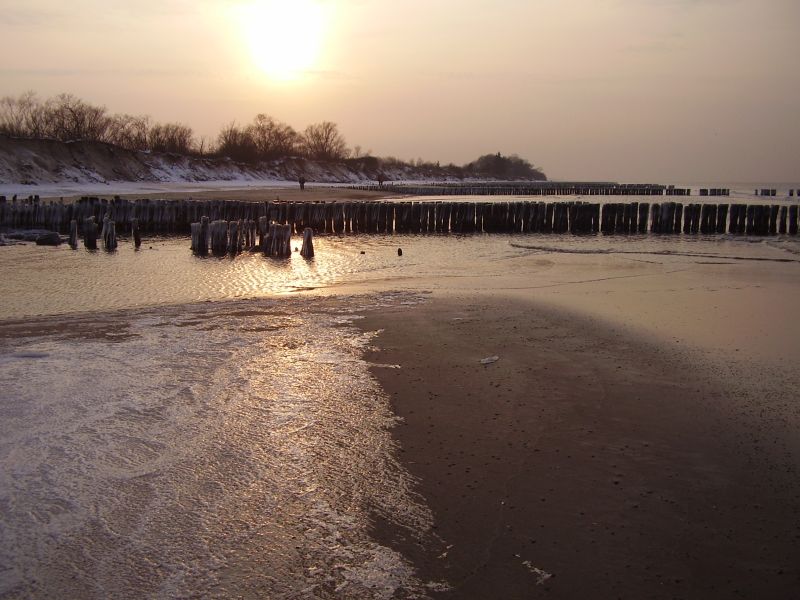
[0,92,546,179]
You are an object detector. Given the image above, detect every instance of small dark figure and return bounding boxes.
[377,174,385,188]
[397,248,403,256]
[299,175,306,191]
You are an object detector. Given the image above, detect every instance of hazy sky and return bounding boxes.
[1,0,798,182]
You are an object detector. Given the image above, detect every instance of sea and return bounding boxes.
[1,186,799,599]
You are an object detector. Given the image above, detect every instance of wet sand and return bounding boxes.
[58,185,389,204]
[362,295,800,599]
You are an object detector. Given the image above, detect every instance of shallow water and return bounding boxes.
[0,293,440,599]
[1,230,798,321]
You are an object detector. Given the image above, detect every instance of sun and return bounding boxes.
[239,0,325,81]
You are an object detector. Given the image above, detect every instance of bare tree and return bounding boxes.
[0,91,47,137]
[247,114,300,160]
[216,122,258,162]
[301,121,348,161]
[105,113,150,150]
[44,93,111,141]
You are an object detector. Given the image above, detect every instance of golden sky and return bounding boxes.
[1,0,798,181]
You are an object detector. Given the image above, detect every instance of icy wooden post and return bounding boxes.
[264,222,277,255]
[84,217,98,250]
[103,220,117,251]
[68,219,79,249]
[210,220,228,255]
[190,222,203,253]
[199,216,209,254]
[228,220,240,254]
[236,219,245,253]
[266,223,292,257]
[243,219,253,249]
[258,216,269,253]
[300,227,314,258]
[132,218,142,248]
[280,224,292,256]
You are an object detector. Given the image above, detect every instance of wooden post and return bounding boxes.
[190,222,201,252]
[746,206,755,235]
[278,224,292,256]
[258,216,269,252]
[228,220,240,254]
[638,203,649,233]
[301,227,314,258]
[84,217,98,250]
[769,205,779,235]
[650,203,661,233]
[199,216,209,254]
[716,205,728,234]
[69,219,78,249]
[103,220,117,251]
[132,218,141,248]
[210,220,228,255]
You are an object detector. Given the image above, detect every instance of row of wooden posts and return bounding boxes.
[3,196,800,239]
[63,213,316,257]
[347,183,694,196]
[189,216,314,257]
[67,216,134,251]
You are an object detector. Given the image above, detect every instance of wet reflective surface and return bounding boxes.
[0,294,439,598]
[2,213,800,598]
[1,232,798,321]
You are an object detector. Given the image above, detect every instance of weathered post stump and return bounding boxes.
[68,219,79,249]
[210,220,228,255]
[190,222,202,253]
[300,227,314,258]
[268,223,291,257]
[132,218,141,248]
[258,216,269,253]
[84,217,98,250]
[103,220,117,251]
[228,220,241,255]
[199,216,209,254]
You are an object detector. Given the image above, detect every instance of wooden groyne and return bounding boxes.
[347,182,696,197]
[1,196,798,239]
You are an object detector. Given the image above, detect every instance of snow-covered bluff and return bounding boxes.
[0,135,539,187]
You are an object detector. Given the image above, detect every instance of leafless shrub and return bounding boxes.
[148,122,195,154]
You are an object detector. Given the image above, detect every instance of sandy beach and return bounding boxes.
[361,289,800,598]
[19,184,389,204]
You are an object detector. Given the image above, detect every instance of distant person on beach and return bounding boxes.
[377,174,385,188]
[299,175,306,191]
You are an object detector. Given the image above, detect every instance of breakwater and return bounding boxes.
[348,182,697,196]
[1,196,798,238]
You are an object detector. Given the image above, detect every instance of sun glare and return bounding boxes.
[239,0,325,81]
